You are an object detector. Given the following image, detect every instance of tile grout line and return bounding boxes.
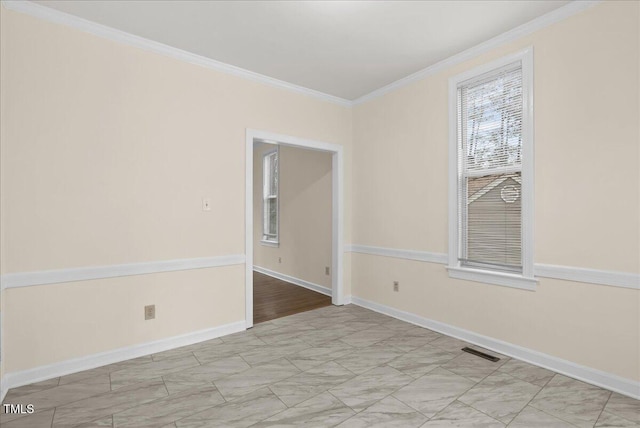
[266,385,292,414]
[3,376,120,424]
[162,381,229,428]
[540,376,615,427]
[506,373,558,427]
[160,376,170,396]
[526,406,582,427]
[3,379,62,402]
[460,370,542,426]
[421,366,504,422]
[496,361,556,388]
[192,352,205,365]
[49,406,56,428]
[431,399,505,426]
[515,373,589,427]
[593,390,614,427]
[327,389,362,414]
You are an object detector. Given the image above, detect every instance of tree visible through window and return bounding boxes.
[262,150,278,243]
[459,64,523,272]
[448,49,534,289]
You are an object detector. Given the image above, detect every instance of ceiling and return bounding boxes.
[32,1,571,101]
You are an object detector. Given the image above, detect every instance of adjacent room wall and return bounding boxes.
[253,143,333,289]
[0,6,352,374]
[352,1,639,383]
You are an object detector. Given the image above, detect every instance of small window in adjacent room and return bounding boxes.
[262,149,279,245]
[447,48,536,290]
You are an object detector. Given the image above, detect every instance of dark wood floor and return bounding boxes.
[253,271,332,324]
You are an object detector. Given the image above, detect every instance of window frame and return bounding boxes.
[447,48,537,291]
[261,148,279,246]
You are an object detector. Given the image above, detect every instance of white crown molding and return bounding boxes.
[351,296,640,400]
[253,266,332,297]
[345,244,639,290]
[0,254,246,289]
[2,1,601,107]
[0,0,352,107]
[353,0,601,105]
[0,320,245,401]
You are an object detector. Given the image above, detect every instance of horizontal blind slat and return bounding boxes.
[458,62,523,271]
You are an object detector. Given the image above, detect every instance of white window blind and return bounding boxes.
[457,63,523,273]
[263,150,278,243]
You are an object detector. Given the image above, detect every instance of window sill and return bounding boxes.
[446,266,537,291]
[260,240,279,248]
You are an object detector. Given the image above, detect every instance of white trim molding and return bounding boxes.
[1,0,600,107]
[346,244,640,290]
[447,47,535,291]
[0,320,245,402]
[0,0,351,107]
[447,266,538,291]
[351,296,640,400]
[535,264,639,290]
[352,1,601,105]
[0,255,246,289]
[253,266,332,297]
[246,129,345,329]
[348,244,447,264]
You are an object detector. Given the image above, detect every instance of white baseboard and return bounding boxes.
[0,320,245,401]
[253,266,332,297]
[350,296,640,400]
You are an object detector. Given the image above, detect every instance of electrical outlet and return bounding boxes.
[393,281,399,292]
[202,198,211,211]
[278,257,282,263]
[145,305,156,320]
[325,266,330,276]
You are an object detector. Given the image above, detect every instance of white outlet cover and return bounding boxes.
[202,198,211,211]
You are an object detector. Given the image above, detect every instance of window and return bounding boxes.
[262,149,279,245]
[447,49,536,290]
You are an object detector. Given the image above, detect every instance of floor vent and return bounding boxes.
[461,347,500,362]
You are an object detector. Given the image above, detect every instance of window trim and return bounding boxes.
[261,148,279,246]
[447,47,536,290]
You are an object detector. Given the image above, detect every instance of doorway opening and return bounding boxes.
[245,129,345,328]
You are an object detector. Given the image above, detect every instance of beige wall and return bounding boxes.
[253,143,333,288]
[0,7,351,373]
[352,1,639,381]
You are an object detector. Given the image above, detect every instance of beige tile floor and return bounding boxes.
[1,304,638,427]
